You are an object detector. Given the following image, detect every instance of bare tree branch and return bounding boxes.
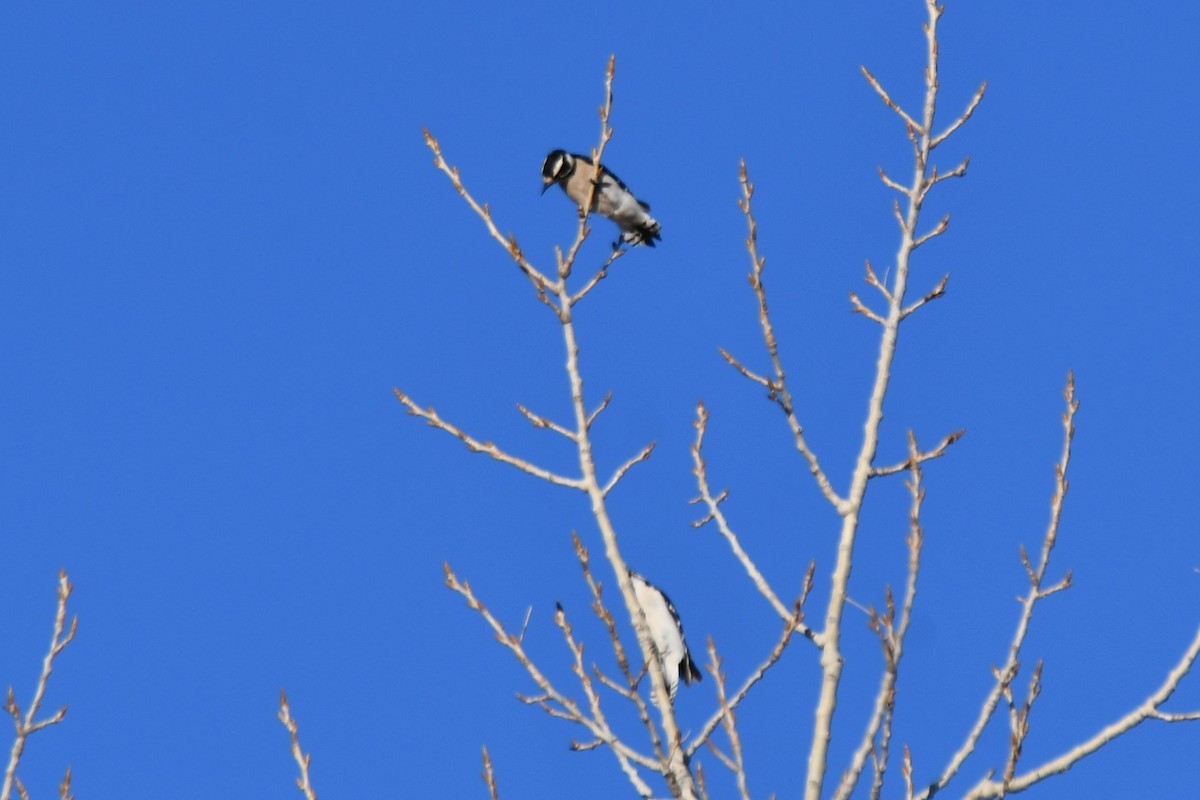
[705,641,753,800]
[899,274,950,320]
[932,82,988,149]
[422,129,560,312]
[911,214,950,250]
[807,3,982,797]
[444,562,660,796]
[864,260,893,302]
[849,291,887,325]
[278,691,319,800]
[56,767,72,800]
[961,625,1200,799]
[687,601,809,759]
[861,65,923,135]
[481,746,500,800]
[915,372,1079,799]
[835,432,928,800]
[869,427,963,477]
[728,161,846,514]
[602,441,657,497]
[570,248,628,306]
[516,402,577,442]
[573,533,665,761]
[394,389,585,490]
[2,571,76,800]
[689,401,817,638]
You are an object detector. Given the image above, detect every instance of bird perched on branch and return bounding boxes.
[541,149,662,248]
[629,571,702,702]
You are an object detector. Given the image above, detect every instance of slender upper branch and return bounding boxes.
[444,562,660,793]
[686,597,810,759]
[835,432,928,800]
[729,161,846,514]
[915,373,1078,800]
[572,533,665,761]
[2,571,76,800]
[602,441,656,496]
[480,746,500,800]
[806,3,979,797]
[869,427,963,477]
[689,401,817,637]
[278,691,319,800]
[962,624,1200,799]
[394,389,585,490]
[422,129,560,310]
[704,642,752,800]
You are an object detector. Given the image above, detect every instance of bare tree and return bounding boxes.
[393,1,1199,798]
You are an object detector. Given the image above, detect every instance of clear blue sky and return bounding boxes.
[2,2,1198,798]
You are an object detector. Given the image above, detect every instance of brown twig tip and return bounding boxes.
[606,53,615,79]
[58,766,73,800]
[481,745,503,800]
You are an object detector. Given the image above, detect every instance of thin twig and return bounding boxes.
[686,602,808,758]
[394,389,584,490]
[570,248,628,306]
[730,160,845,513]
[572,533,664,761]
[602,441,656,496]
[586,392,613,431]
[869,428,963,477]
[963,625,1200,799]
[481,746,500,800]
[558,55,617,281]
[911,214,950,250]
[444,563,660,795]
[849,292,887,325]
[807,3,980,796]
[835,432,928,800]
[932,82,988,148]
[899,274,950,320]
[515,402,577,442]
[861,66,923,134]
[915,373,1078,800]
[278,691,319,800]
[689,401,816,635]
[57,768,72,800]
[422,129,560,311]
[2,571,76,800]
[706,641,752,800]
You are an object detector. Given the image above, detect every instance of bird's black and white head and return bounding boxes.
[629,571,702,703]
[541,149,576,195]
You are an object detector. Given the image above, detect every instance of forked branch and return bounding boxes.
[2,571,77,800]
[687,594,811,759]
[806,3,983,797]
[444,562,659,797]
[835,432,928,800]
[422,129,558,311]
[726,161,845,514]
[689,400,816,637]
[394,389,584,490]
[915,373,1078,799]
[962,623,1200,799]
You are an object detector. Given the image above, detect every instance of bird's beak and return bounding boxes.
[540,180,552,196]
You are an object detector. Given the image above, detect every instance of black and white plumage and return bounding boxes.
[540,149,662,248]
[629,571,702,702]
